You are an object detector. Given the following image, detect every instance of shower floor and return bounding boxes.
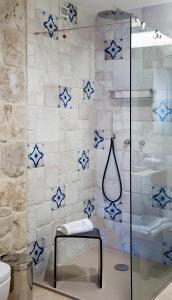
[35,247,172,300]
[36,247,131,300]
[132,257,172,300]
[55,247,130,300]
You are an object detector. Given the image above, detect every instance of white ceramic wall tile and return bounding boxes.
[44,86,57,106]
[27,0,96,275]
[37,116,59,143]
[37,202,52,227]
[28,176,45,206]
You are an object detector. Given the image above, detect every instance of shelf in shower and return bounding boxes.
[110,89,153,105]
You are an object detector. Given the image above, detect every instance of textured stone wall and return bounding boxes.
[0,0,27,256]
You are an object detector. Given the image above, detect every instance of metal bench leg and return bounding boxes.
[54,236,58,288]
[99,237,103,288]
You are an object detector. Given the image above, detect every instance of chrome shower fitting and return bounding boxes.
[98,8,132,21]
[124,139,130,145]
[139,140,145,151]
[139,140,145,147]
[141,21,146,30]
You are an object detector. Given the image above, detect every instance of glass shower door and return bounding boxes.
[131,17,172,300]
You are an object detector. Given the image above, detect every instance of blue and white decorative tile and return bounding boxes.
[66,3,77,24]
[105,39,123,60]
[28,144,44,169]
[153,101,172,123]
[152,186,172,209]
[84,199,95,219]
[51,186,65,210]
[164,246,172,265]
[83,80,95,100]
[42,11,58,39]
[78,150,89,171]
[29,240,44,265]
[104,199,122,222]
[94,130,104,149]
[58,86,72,109]
[162,232,172,265]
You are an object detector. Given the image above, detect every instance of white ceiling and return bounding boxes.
[74,0,172,14]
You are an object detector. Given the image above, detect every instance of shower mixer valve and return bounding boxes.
[124,139,130,145]
[139,140,145,146]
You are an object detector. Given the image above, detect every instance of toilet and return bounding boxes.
[0,262,11,300]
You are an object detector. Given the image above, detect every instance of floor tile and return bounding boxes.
[155,282,172,300]
[33,286,66,300]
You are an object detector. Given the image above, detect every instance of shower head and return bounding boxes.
[97,9,132,21]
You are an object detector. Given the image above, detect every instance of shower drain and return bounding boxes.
[114,264,129,271]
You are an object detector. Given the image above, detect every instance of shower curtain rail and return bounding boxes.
[34,19,130,35]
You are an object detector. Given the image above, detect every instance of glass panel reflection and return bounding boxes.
[131,17,172,300]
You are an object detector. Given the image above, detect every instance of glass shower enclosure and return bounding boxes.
[131,15,172,300]
[26,0,172,298]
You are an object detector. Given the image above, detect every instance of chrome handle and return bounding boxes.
[124,139,130,145]
[139,140,145,147]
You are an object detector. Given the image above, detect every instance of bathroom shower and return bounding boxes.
[97,8,132,21]
[102,135,131,272]
[99,7,130,212]
[7,1,171,300]
[34,8,131,38]
[102,135,122,203]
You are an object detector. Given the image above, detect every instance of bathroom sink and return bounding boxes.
[132,165,147,173]
[132,157,163,176]
[132,166,165,176]
[143,157,162,170]
[132,215,172,239]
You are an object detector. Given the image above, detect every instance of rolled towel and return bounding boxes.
[58,218,94,235]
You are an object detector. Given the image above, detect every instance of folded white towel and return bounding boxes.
[58,219,94,235]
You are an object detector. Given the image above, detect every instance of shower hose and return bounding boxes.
[102,136,122,202]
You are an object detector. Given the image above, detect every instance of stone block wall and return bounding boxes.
[0,0,27,256]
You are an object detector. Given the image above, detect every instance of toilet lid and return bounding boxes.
[0,262,11,284]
